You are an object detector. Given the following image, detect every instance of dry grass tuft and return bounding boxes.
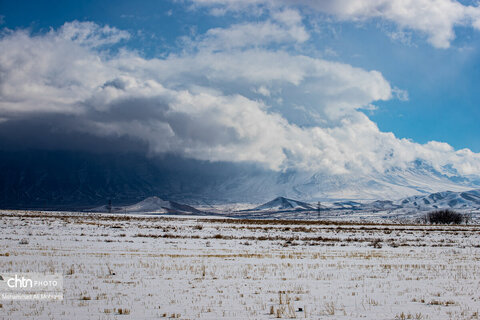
[117,308,131,315]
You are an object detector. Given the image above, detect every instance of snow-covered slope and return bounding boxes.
[341,189,480,212]
[204,159,480,203]
[241,188,480,216]
[254,197,314,211]
[289,160,479,201]
[397,189,480,211]
[331,201,363,209]
[361,200,402,211]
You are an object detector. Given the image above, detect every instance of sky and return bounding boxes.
[1,0,480,179]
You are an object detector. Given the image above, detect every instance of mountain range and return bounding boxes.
[1,150,480,209]
[251,189,480,213]
[87,189,480,216]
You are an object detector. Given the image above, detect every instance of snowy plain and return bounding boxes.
[1,210,480,319]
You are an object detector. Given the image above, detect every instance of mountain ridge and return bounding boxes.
[238,188,480,215]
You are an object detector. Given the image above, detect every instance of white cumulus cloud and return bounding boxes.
[190,0,480,48]
[0,21,480,179]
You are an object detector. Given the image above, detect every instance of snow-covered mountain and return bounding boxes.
[335,189,480,212]
[186,159,480,204]
[279,160,479,202]
[87,189,480,219]
[243,188,480,215]
[90,196,203,214]
[253,197,314,211]
[396,189,480,211]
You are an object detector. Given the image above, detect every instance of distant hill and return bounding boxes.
[254,197,314,211]
[249,189,480,215]
[349,189,480,212]
[397,189,480,211]
[90,196,203,215]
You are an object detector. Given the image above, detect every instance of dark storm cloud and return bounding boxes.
[0,114,149,153]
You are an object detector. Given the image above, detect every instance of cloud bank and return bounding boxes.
[191,0,480,48]
[1,19,480,179]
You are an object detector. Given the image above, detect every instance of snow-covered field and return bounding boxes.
[1,210,480,319]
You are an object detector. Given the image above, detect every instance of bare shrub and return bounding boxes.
[117,308,130,315]
[369,238,383,249]
[66,265,75,275]
[425,209,464,224]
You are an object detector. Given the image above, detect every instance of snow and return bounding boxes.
[1,210,480,319]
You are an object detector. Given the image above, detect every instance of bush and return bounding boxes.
[425,209,465,224]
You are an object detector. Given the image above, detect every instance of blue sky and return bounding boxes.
[1,0,480,176]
